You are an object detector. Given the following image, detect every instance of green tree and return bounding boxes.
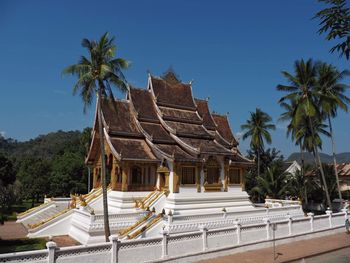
[277,58,332,209]
[0,154,18,222]
[241,108,276,178]
[316,63,350,202]
[17,158,51,207]
[63,32,129,241]
[0,154,15,187]
[315,0,350,59]
[252,161,291,200]
[50,152,87,197]
[245,148,283,202]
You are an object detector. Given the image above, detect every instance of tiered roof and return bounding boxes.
[86,71,252,166]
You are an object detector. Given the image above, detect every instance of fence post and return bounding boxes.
[109,234,120,263]
[326,209,333,228]
[286,214,292,236]
[161,229,169,258]
[307,212,314,232]
[342,208,348,221]
[264,218,270,240]
[46,241,57,263]
[199,226,208,251]
[235,222,241,244]
[167,211,173,225]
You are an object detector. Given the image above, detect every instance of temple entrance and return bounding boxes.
[159,173,166,190]
[204,157,222,192]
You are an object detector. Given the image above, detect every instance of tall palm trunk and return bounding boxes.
[308,117,332,210]
[300,145,308,205]
[97,90,111,241]
[257,150,260,178]
[328,114,342,203]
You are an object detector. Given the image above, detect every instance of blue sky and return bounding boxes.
[0,0,349,157]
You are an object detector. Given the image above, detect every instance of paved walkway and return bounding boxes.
[0,221,27,240]
[200,232,350,263]
[0,221,79,247]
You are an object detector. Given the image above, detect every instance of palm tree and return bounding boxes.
[63,32,129,241]
[277,58,333,210]
[279,99,306,173]
[314,0,350,59]
[316,63,350,203]
[241,108,276,178]
[252,162,291,200]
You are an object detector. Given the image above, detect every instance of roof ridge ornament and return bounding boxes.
[161,67,181,85]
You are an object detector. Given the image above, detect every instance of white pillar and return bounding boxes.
[109,235,120,263]
[307,212,314,232]
[235,222,241,244]
[326,209,333,228]
[199,226,208,251]
[167,211,173,225]
[168,162,174,194]
[219,157,225,189]
[286,214,292,236]
[342,208,348,221]
[264,218,270,240]
[161,229,169,258]
[200,166,205,192]
[46,241,57,263]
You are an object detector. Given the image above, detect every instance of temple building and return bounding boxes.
[85,71,252,210]
[20,71,304,246]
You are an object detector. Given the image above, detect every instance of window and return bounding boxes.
[229,168,241,184]
[207,167,220,184]
[181,166,196,184]
[131,166,142,184]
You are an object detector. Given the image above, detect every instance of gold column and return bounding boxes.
[92,167,98,188]
[121,163,128,192]
[111,159,117,191]
[164,171,170,191]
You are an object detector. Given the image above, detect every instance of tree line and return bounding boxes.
[0,128,91,216]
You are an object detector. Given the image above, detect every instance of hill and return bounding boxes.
[287,152,350,164]
[0,130,89,160]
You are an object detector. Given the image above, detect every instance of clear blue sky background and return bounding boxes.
[0,0,349,157]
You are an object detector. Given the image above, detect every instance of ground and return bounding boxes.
[297,247,350,263]
[200,232,350,263]
[0,221,79,253]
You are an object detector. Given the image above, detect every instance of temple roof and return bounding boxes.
[180,137,232,155]
[165,121,212,139]
[212,114,238,146]
[102,99,143,138]
[87,71,252,164]
[129,86,159,122]
[150,76,197,110]
[159,106,202,124]
[109,137,157,161]
[195,99,217,131]
[156,144,199,162]
[139,122,174,144]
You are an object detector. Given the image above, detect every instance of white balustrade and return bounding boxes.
[1,211,347,263]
